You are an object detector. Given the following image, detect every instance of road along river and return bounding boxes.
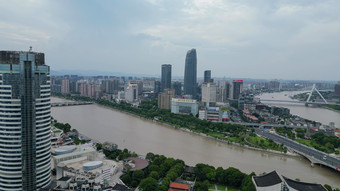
[51,97,340,187]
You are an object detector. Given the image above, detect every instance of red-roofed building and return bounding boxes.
[168,182,190,191]
[243,109,250,114]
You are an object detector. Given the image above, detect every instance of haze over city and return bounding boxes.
[1,0,340,80]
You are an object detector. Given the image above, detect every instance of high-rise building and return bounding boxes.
[161,64,172,92]
[201,82,217,107]
[158,89,174,110]
[79,82,101,98]
[125,82,138,103]
[224,81,231,99]
[61,78,70,94]
[173,82,182,96]
[204,70,211,83]
[0,51,51,190]
[154,81,161,95]
[265,81,280,90]
[335,81,340,96]
[232,80,243,100]
[216,86,227,103]
[184,49,197,98]
[51,77,62,93]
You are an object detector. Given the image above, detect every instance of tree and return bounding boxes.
[146,152,155,161]
[147,164,160,174]
[139,177,158,191]
[224,167,246,187]
[132,170,144,183]
[241,175,256,191]
[194,180,210,191]
[121,173,131,185]
[324,184,332,191]
[149,171,159,180]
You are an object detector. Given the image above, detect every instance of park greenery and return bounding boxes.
[51,118,92,145]
[95,143,138,160]
[51,118,72,133]
[52,92,287,153]
[115,151,256,191]
[276,127,340,154]
[325,104,340,112]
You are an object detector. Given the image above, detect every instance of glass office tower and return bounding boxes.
[161,64,172,92]
[0,51,51,190]
[204,70,211,83]
[184,49,197,98]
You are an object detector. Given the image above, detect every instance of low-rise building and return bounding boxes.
[252,171,283,191]
[206,107,222,122]
[282,176,327,191]
[171,98,198,116]
[168,182,191,191]
[252,171,327,191]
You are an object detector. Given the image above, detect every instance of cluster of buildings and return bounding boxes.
[157,49,244,121]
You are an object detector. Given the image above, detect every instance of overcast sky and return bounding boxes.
[0,0,339,80]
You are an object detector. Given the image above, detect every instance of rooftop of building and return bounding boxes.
[58,176,72,182]
[169,182,190,190]
[112,183,132,191]
[53,145,95,159]
[172,98,197,103]
[282,176,327,191]
[0,50,46,65]
[253,171,282,187]
[63,159,116,175]
[124,157,149,171]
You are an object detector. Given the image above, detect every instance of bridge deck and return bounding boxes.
[51,102,94,107]
[256,129,340,171]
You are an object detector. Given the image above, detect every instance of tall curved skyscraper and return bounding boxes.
[0,51,51,190]
[184,49,197,98]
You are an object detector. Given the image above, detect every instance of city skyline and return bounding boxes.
[1,0,340,81]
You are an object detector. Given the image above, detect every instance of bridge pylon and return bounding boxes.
[305,84,328,106]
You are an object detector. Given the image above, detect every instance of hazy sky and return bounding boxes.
[0,0,339,80]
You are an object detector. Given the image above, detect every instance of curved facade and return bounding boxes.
[184,49,197,98]
[0,51,51,191]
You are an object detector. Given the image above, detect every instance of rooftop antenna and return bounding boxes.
[29,46,32,52]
